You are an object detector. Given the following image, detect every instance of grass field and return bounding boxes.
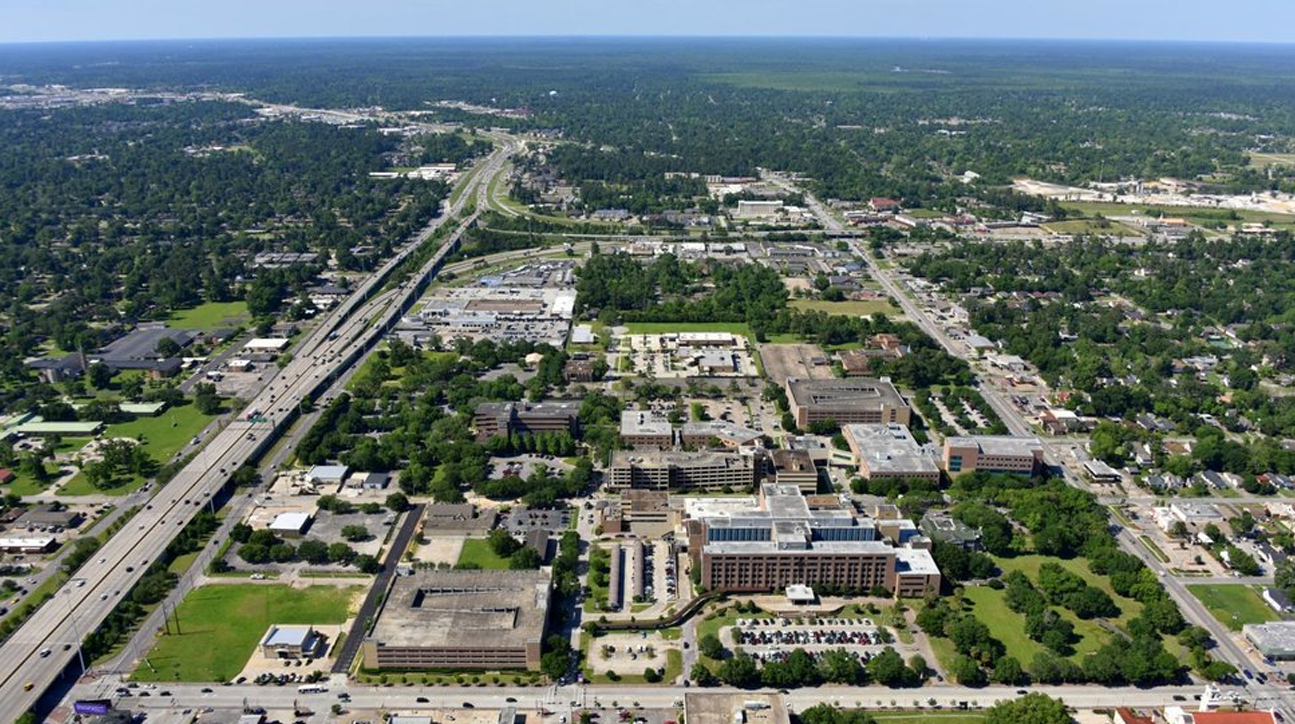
[455,538,511,570]
[167,301,249,329]
[1060,200,1295,228]
[133,584,360,682]
[1042,219,1144,236]
[1188,584,1281,631]
[790,299,900,317]
[59,403,217,496]
[1248,152,1295,169]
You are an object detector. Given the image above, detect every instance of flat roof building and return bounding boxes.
[362,569,551,670]
[608,450,758,493]
[685,694,789,724]
[768,448,819,494]
[0,536,56,553]
[785,378,910,429]
[308,465,349,486]
[943,435,1044,475]
[1244,622,1295,660]
[680,421,763,449]
[621,410,674,450]
[268,512,312,538]
[842,423,940,481]
[473,401,580,441]
[260,625,325,659]
[920,511,981,551]
[686,483,940,598]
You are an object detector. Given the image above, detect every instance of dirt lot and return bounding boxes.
[413,535,466,565]
[760,343,834,385]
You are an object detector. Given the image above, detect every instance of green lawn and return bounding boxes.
[1188,584,1281,631]
[59,403,218,496]
[791,298,900,317]
[1042,219,1144,236]
[1061,200,1295,227]
[456,538,511,570]
[946,554,1148,670]
[4,465,59,497]
[167,301,249,329]
[133,584,360,682]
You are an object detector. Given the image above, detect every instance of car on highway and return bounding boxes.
[39,648,51,657]
[416,697,429,703]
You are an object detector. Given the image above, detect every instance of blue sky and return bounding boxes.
[4,0,1294,44]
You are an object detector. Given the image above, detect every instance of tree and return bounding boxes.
[718,651,761,688]
[488,528,521,557]
[509,547,542,570]
[949,654,987,686]
[328,542,357,565]
[541,635,572,680]
[297,539,330,565]
[698,633,726,660]
[992,656,1025,685]
[88,363,114,389]
[341,524,369,542]
[384,492,410,512]
[353,554,380,574]
[155,337,182,358]
[690,663,718,687]
[985,693,1074,724]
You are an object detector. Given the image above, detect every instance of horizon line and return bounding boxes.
[2,33,1295,48]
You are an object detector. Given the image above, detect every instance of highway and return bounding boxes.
[0,135,518,723]
[76,679,1245,716]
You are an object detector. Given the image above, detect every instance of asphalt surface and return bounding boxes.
[0,136,517,722]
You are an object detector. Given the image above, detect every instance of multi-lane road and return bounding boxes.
[0,134,517,723]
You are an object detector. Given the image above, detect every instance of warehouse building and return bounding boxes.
[785,378,910,429]
[843,423,940,481]
[942,435,1044,475]
[362,569,551,670]
[607,450,759,493]
[1244,622,1295,660]
[259,625,326,659]
[685,483,940,598]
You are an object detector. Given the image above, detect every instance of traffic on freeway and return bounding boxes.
[0,137,517,721]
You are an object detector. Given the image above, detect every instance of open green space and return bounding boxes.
[133,584,359,682]
[1042,219,1145,236]
[4,465,59,497]
[455,538,511,570]
[961,585,1104,665]
[791,299,900,317]
[1248,152,1295,169]
[167,301,249,329]
[1188,584,1281,631]
[1060,200,1295,228]
[59,403,218,496]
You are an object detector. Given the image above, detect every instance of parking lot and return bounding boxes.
[723,616,919,663]
[502,505,571,537]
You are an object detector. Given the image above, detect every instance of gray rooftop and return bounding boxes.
[681,421,763,444]
[621,409,673,437]
[370,569,550,650]
[611,449,754,470]
[945,435,1044,457]
[844,423,938,475]
[95,327,195,362]
[1244,621,1295,654]
[786,378,905,411]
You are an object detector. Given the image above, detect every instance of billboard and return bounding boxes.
[73,700,112,715]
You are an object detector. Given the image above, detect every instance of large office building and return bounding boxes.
[785,378,910,429]
[942,435,1045,475]
[362,569,551,670]
[473,401,581,441]
[842,423,940,481]
[607,450,758,493]
[686,483,940,597]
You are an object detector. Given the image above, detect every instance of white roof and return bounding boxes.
[785,584,815,602]
[309,464,349,481]
[0,536,55,547]
[245,338,290,351]
[571,324,596,345]
[269,512,312,532]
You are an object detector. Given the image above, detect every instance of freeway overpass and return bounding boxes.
[0,138,518,723]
